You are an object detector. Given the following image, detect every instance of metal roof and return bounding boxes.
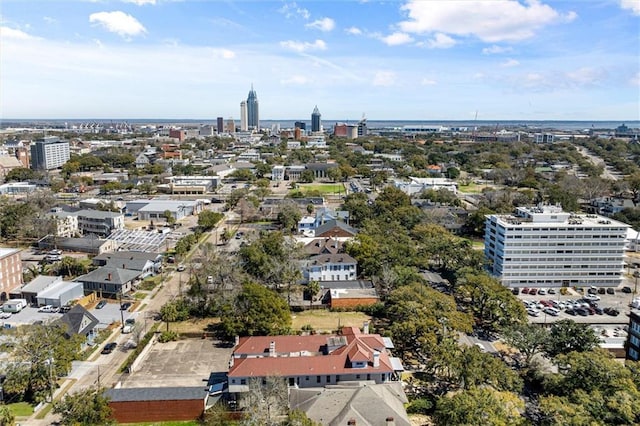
[105,387,207,402]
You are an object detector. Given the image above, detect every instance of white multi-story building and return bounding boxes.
[485,205,629,288]
[30,136,70,170]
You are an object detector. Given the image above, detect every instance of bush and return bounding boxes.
[406,397,434,414]
[158,330,179,343]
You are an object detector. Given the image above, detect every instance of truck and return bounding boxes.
[2,299,28,313]
[631,298,640,309]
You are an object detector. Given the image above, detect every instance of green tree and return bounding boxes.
[220,282,291,339]
[53,386,113,426]
[501,323,549,367]
[434,388,526,426]
[160,301,179,331]
[163,209,175,225]
[545,319,600,358]
[198,210,223,231]
[0,404,15,426]
[276,201,302,234]
[5,167,40,182]
[299,169,315,183]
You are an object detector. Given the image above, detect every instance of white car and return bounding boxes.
[38,305,54,313]
[538,288,547,295]
[527,308,541,317]
[0,312,12,319]
[585,294,600,301]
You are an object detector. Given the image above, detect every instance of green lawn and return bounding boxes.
[8,402,33,417]
[458,182,493,194]
[123,421,200,426]
[295,183,345,194]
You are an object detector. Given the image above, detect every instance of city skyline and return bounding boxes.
[1,1,639,121]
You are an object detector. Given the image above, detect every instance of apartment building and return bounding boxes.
[0,248,23,300]
[484,205,629,288]
[30,136,70,170]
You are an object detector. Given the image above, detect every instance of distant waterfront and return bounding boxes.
[1,119,639,132]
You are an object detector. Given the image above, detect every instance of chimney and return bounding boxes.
[234,335,240,347]
[107,273,112,281]
[269,341,276,357]
[386,417,395,426]
[347,420,356,426]
[363,321,369,334]
[373,351,380,368]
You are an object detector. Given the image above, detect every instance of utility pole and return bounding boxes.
[119,290,125,330]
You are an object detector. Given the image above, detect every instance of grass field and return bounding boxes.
[8,402,33,417]
[458,182,493,194]
[295,183,345,194]
[171,318,220,334]
[123,421,200,426]
[291,310,371,333]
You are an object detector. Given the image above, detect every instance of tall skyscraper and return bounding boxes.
[216,117,224,134]
[311,106,321,132]
[246,85,259,130]
[240,101,248,132]
[30,136,70,170]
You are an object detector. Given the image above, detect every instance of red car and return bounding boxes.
[522,287,530,294]
[529,288,538,295]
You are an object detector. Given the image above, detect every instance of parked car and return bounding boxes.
[529,288,538,295]
[122,324,133,334]
[96,300,107,309]
[622,286,632,293]
[598,287,606,294]
[565,308,577,316]
[527,308,541,317]
[607,288,615,295]
[0,312,12,319]
[38,305,54,313]
[588,287,598,295]
[521,287,530,294]
[101,342,117,354]
[594,307,604,315]
[120,302,132,311]
[547,288,556,295]
[511,287,520,295]
[585,294,600,301]
[576,308,589,316]
[543,307,560,316]
[176,264,186,272]
[604,307,620,316]
[538,288,547,295]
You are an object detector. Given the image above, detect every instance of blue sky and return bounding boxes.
[1,0,639,121]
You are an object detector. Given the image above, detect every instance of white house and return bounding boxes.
[305,253,357,282]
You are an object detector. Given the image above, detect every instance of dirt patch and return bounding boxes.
[171,318,220,334]
[291,310,371,333]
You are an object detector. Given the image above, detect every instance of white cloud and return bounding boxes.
[43,16,57,24]
[122,0,156,5]
[373,71,396,86]
[280,39,327,52]
[631,72,640,87]
[0,26,38,40]
[89,11,147,38]
[279,2,310,20]
[381,32,414,46]
[217,48,235,59]
[427,33,456,49]
[345,27,362,35]
[306,17,335,32]
[399,0,577,43]
[565,67,605,86]
[281,75,309,85]
[500,58,520,67]
[620,0,640,15]
[482,45,513,55]
[421,78,437,85]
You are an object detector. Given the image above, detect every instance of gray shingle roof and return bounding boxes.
[60,305,99,336]
[76,266,141,285]
[105,387,207,402]
[314,220,358,237]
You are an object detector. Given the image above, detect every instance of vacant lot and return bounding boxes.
[295,183,345,195]
[291,310,371,333]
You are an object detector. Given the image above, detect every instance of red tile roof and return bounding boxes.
[228,327,393,378]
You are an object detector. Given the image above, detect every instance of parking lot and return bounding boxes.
[121,338,233,388]
[1,300,136,329]
[518,286,637,325]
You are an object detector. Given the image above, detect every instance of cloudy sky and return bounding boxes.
[1,0,639,121]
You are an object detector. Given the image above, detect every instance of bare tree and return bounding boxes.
[242,376,289,426]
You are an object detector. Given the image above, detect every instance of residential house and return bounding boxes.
[0,155,24,180]
[135,153,151,169]
[298,216,315,234]
[60,305,99,346]
[227,326,403,402]
[304,237,345,256]
[289,381,410,426]
[92,251,162,279]
[75,266,141,297]
[305,253,357,282]
[314,220,358,238]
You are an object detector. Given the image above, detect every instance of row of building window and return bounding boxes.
[502,258,623,264]
[495,242,622,248]
[503,249,622,255]
[501,227,626,232]
[505,234,623,240]
[502,270,620,277]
